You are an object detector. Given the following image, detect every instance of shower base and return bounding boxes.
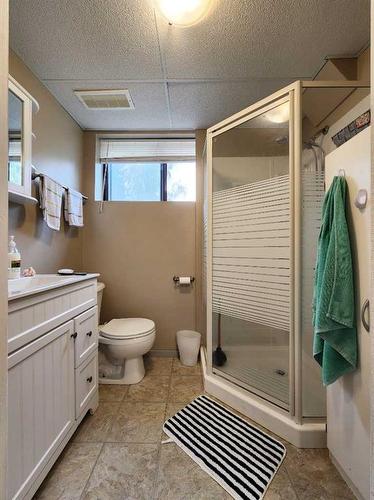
[201,347,326,448]
[216,345,289,407]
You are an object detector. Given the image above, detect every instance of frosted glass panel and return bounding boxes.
[211,99,291,409]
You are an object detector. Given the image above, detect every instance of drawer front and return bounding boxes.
[75,353,98,418]
[8,279,97,354]
[74,306,98,367]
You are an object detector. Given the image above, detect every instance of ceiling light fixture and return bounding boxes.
[155,0,212,27]
[265,102,289,124]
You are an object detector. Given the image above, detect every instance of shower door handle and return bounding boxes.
[361,299,370,332]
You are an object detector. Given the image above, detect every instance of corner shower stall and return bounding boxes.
[202,80,369,447]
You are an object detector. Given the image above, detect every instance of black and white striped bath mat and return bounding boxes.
[163,395,286,500]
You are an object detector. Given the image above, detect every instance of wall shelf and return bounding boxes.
[8,190,38,205]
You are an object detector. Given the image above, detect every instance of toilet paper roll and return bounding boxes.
[179,276,191,285]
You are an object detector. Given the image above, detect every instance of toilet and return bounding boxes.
[97,282,156,385]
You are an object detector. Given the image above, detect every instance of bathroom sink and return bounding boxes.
[8,274,84,299]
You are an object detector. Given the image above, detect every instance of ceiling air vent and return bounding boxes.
[74,89,135,110]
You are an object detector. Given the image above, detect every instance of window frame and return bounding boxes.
[95,134,197,203]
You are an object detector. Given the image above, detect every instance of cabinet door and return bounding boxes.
[8,321,75,500]
[325,127,371,500]
[75,353,98,418]
[74,306,98,367]
[8,78,33,197]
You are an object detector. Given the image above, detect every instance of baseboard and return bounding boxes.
[329,452,365,500]
[150,349,178,358]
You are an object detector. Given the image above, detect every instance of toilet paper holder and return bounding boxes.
[173,276,195,285]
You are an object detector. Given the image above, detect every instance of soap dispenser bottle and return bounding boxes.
[8,235,21,279]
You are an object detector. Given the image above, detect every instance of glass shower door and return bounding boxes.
[210,97,292,410]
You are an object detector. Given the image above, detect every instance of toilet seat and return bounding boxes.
[100,318,155,340]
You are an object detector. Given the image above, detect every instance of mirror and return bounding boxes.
[8,90,23,186]
[8,77,36,201]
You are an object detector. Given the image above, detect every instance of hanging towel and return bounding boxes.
[64,188,84,227]
[39,175,64,231]
[312,176,357,386]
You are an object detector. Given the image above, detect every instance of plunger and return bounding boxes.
[213,312,227,366]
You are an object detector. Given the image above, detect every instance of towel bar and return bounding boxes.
[32,170,88,200]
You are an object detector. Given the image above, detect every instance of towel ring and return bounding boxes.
[361,298,370,332]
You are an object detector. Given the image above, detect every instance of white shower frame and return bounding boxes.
[202,80,369,448]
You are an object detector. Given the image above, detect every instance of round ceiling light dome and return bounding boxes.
[156,0,213,27]
[265,102,289,124]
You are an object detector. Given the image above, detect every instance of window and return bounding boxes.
[166,162,196,201]
[107,163,161,201]
[97,138,196,202]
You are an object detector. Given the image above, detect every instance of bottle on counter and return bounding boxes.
[8,235,21,279]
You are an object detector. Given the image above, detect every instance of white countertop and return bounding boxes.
[8,273,100,301]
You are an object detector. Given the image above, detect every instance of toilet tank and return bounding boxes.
[97,282,106,323]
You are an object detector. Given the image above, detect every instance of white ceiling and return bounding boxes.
[10,0,370,130]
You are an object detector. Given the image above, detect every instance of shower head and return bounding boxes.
[304,139,326,153]
[304,140,316,149]
[275,135,289,145]
[275,135,322,151]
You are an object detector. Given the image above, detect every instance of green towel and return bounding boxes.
[312,176,357,386]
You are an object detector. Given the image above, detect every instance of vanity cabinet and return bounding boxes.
[7,277,99,500]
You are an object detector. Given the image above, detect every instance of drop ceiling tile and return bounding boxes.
[9,0,370,131]
[159,0,369,79]
[10,0,163,80]
[44,81,171,130]
[168,79,295,129]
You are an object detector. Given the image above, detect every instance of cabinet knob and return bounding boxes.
[86,376,93,383]
[71,332,77,339]
[86,331,93,337]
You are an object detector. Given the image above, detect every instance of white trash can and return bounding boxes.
[176,330,201,366]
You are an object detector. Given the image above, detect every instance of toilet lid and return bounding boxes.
[100,318,155,339]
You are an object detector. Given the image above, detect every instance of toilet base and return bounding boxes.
[99,356,145,385]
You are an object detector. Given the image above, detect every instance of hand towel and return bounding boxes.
[64,188,84,227]
[39,175,64,231]
[312,176,357,386]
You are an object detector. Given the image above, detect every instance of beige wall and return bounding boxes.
[82,131,205,350]
[8,51,84,272]
[0,0,8,496]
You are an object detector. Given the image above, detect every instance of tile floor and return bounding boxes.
[34,357,355,500]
